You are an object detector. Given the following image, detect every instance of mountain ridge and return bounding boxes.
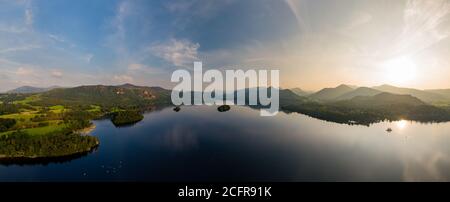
[309,84,355,101]
[6,86,62,94]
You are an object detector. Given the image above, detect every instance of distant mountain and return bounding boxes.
[309,84,355,101]
[290,88,313,96]
[373,84,447,103]
[425,89,450,100]
[336,92,426,108]
[35,84,171,108]
[279,88,309,106]
[230,87,307,106]
[7,86,61,94]
[336,87,382,100]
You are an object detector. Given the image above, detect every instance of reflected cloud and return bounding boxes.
[403,151,450,181]
[164,124,199,151]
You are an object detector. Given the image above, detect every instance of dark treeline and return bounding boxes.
[0,118,16,132]
[0,94,30,104]
[0,103,34,115]
[281,102,450,126]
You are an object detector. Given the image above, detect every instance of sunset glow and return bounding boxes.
[382,57,418,86]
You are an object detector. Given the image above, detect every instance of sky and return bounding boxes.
[0,0,449,92]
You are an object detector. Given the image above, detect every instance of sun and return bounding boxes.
[381,56,417,86]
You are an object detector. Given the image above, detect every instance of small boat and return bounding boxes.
[217,105,231,112]
[173,106,181,112]
[386,128,393,132]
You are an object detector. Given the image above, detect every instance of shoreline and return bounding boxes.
[76,124,97,136]
[0,141,99,160]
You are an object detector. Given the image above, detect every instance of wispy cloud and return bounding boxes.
[83,54,94,63]
[284,0,310,33]
[0,25,27,33]
[106,0,132,57]
[127,63,164,74]
[51,70,63,78]
[113,74,133,83]
[48,34,66,43]
[340,12,373,36]
[150,38,200,67]
[25,7,33,26]
[15,67,35,76]
[389,0,450,57]
[0,44,40,54]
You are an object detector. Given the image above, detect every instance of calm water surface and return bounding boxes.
[1,106,450,181]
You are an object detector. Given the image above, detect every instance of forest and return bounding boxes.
[0,130,98,158]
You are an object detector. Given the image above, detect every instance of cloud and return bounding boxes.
[388,0,450,57]
[113,74,133,83]
[284,0,310,33]
[107,0,131,54]
[0,25,27,33]
[340,12,373,35]
[51,70,63,78]
[25,8,33,26]
[150,38,200,67]
[0,44,40,54]
[15,67,34,76]
[48,34,77,48]
[48,34,66,43]
[84,54,94,63]
[127,63,165,74]
[0,73,9,80]
[165,1,194,13]
[128,63,144,71]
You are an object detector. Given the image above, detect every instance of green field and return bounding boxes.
[0,121,68,137]
[12,94,40,104]
[49,105,66,113]
[0,111,38,121]
[87,105,101,113]
[0,100,71,137]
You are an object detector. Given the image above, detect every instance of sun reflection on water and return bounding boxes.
[396,120,408,130]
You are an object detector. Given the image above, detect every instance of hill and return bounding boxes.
[7,86,61,94]
[33,84,171,108]
[425,89,450,100]
[309,84,355,101]
[373,84,447,103]
[282,92,450,125]
[335,92,426,108]
[229,87,307,106]
[336,87,381,100]
[290,88,313,96]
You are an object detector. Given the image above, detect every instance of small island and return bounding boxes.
[218,105,231,112]
[111,110,144,126]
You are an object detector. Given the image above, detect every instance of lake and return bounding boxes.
[1,106,450,181]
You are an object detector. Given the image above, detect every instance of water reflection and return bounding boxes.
[1,106,450,181]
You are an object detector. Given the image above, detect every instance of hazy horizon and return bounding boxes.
[1,0,449,92]
[4,82,450,93]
